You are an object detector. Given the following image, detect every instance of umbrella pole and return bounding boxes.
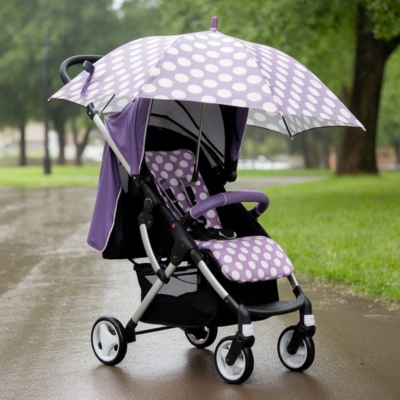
[190,103,206,185]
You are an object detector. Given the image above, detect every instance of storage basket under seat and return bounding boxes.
[135,256,279,328]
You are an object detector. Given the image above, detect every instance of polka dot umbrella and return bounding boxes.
[51,17,364,137]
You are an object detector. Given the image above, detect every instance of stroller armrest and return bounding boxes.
[189,190,269,220]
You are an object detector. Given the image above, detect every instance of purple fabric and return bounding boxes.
[190,190,269,219]
[104,98,151,175]
[145,150,222,228]
[196,236,294,282]
[87,143,121,252]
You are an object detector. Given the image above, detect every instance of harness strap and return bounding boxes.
[158,178,186,217]
[178,177,197,206]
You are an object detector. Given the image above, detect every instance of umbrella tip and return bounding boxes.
[210,16,218,32]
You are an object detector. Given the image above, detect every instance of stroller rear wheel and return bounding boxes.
[277,325,315,372]
[91,316,127,366]
[214,336,254,384]
[184,326,218,348]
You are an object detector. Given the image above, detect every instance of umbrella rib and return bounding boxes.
[281,115,293,139]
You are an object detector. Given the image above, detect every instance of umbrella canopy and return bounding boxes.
[51,17,364,137]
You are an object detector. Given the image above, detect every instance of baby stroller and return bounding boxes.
[56,55,318,384]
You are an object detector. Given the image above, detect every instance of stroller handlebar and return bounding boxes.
[189,190,270,220]
[59,55,103,84]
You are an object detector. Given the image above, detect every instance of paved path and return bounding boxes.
[0,183,399,399]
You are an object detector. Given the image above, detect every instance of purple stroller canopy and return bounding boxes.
[88,98,248,252]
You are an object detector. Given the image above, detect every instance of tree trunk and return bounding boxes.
[72,121,91,166]
[19,122,27,166]
[336,5,400,175]
[53,116,66,165]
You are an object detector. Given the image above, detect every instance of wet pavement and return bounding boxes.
[1,182,399,400]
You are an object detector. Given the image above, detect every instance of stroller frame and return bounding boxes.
[61,56,316,384]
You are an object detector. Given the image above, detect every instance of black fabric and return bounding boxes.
[103,126,269,259]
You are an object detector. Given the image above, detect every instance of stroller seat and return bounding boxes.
[145,149,294,283]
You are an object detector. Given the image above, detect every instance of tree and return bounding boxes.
[337,1,400,174]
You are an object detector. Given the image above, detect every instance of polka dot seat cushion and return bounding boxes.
[145,150,222,228]
[196,236,294,282]
[145,149,294,283]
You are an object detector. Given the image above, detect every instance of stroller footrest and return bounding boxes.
[247,294,305,318]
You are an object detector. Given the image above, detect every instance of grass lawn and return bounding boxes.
[0,165,100,187]
[258,172,400,301]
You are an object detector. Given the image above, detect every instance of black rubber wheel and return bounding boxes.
[184,326,218,349]
[277,325,315,372]
[214,336,254,384]
[91,316,128,366]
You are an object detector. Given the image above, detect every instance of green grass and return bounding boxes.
[237,168,332,177]
[258,172,400,300]
[0,165,100,187]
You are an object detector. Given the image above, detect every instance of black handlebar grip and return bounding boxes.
[59,55,103,84]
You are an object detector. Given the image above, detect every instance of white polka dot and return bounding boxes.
[165,163,173,171]
[205,64,219,73]
[258,269,265,278]
[207,210,216,218]
[251,254,259,261]
[192,54,205,63]
[194,42,207,49]
[249,261,256,269]
[283,266,292,275]
[270,267,277,277]
[190,69,204,78]
[219,59,233,67]
[305,102,316,112]
[247,75,262,84]
[235,262,243,270]
[180,44,193,52]
[203,79,217,88]
[214,243,223,249]
[324,98,336,107]
[218,74,232,82]
[207,51,219,58]
[231,271,240,281]
[173,73,188,83]
[261,261,269,269]
[221,46,233,53]
[159,78,173,88]
[201,95,216,103]
[178,58,191,67]
[162,62,176,71]
[239,254,246,261]
[167,47,179,55]
[188,85,202,94]
[254,112,266,121]
[275,251,283,258]
[245,270,252,279]
[177,193,185,201]
[232,99,247,107]
[233,67,247,75]
[274,258,281,266]
[170,178,178,186]
[311,79,322,88]
[322,105,333,115]
[172,90,186,99]
[240,247,249,254]
[227,248,235,255]
[217,89,232,98]
[224,255,233,263]
[340,108,351,118]
[199,192,207,200]
[289,99,299,109]
[247,92,262,102]
[233,52,247,60]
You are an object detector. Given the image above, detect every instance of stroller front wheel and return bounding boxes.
[184,326,218,348]
[91,316,127,366]
[214,336,254,384]
[277,325,315,372]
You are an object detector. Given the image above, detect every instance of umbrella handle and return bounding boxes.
[59,55,103,84]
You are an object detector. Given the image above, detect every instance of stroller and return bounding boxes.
[58,56,317,385]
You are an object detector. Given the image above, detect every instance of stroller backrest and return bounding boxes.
[145,149,222,229]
